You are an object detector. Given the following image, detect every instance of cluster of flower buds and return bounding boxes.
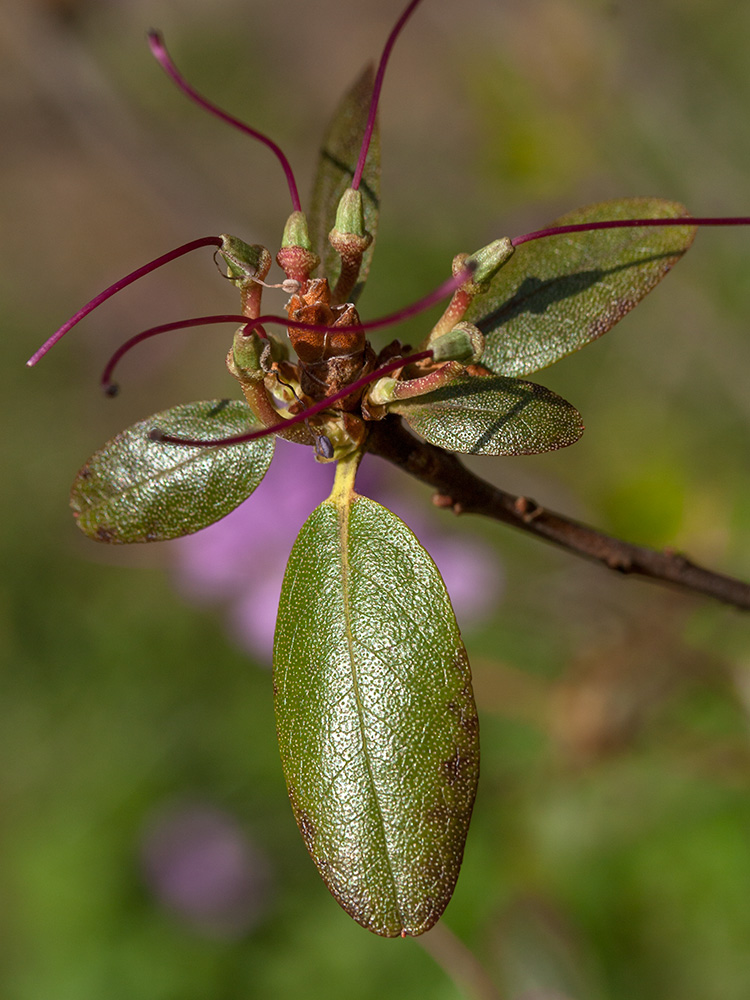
[27,0,749,467]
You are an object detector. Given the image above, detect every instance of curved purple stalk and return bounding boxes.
[26,236,223,367]
[245,263,474,339]
[101,314,253,393]
[351,0,424,192]
[102,264,474,389]
[148,31,301,212]
[512,215,750,247]
[153,348,433,448]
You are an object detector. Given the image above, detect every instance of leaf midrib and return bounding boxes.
[335,494,403,928]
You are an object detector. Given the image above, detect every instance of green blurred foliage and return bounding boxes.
[2,0,749,997]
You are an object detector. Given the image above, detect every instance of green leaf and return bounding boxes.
[70,400,274,543]
[388,372,583,455]
[273,465,479,937]
[308,64,380,301]
[465,198,697,377]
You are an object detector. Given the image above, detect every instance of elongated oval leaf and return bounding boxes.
[308,64,380,301]
[465,198,697,377]
[388,372,583,455]
[70,400,274,543]
[274,489,479,937]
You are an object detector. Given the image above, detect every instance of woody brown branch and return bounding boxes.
[366,416,750,612]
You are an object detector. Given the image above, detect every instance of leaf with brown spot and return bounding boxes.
[273,466,479,937]
[465,199,697,377]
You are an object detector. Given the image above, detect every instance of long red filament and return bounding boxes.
[101,314,253,393]
[26,236,223,367]
[101,265,474,390]
[352,0,424,192]
[512,215,750,247]
[148,31,302,212]
[152,349,433,448]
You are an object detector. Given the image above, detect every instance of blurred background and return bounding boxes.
[2,0,750,997]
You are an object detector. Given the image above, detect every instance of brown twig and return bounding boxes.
[366,416,750,612]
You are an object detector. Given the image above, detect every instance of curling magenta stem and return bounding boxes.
[26,236,223,367]
[511,215,750,247]
[352,0,424,192]
[148,30,302,212]
[246,263,474,340]
[101,314,253,392]
[154,348,433,448]
[101,264,472,390]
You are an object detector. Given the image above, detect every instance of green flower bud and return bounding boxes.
[281,210,313,251]
[231,327,265,373]
[366,376,398,406]
[219,236,271,284]
[331,187,367,240]
[430,323,485,364]
[466,237,514,285]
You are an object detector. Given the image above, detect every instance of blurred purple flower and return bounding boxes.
[173,439,503,660]
[139,802,272,938]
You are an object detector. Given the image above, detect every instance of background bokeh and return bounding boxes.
[3,0,750,997]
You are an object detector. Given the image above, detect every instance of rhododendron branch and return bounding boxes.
[152,349,432,447]
[352,0,424,192]
[26,236,223,367]
[101,314,254,393]
[511,215,750,247]
[367,416,750,612]
[147,31,302,212]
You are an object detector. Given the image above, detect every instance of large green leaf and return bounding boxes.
[465,198,697,377]
[388,372,583,455]
[273,469,479,937]
[70,400,274,543]
[308,64,380,301]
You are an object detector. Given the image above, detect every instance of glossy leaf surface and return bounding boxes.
[71,400,274,543]
[388,372,583,455]
[308,65,380,301]
[273,482,479,937]
[466,198,697,377]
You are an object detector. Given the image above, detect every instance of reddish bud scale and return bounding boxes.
[329,231,373,306]
[285,278,376,409]
[276,246,319,289]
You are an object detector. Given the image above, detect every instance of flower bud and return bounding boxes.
[277,211,320,284]
[332,187,368,240]
[465,237,515,286]
[328,188,373,304]
[230,327,265,375]
[429,323,485,364]
[219,236,271,286]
